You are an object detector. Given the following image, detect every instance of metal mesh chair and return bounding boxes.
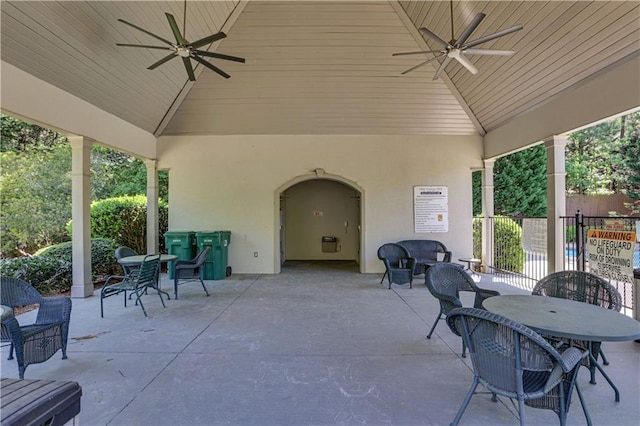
[173,247,211,299]
[115,246,140,278]
[377,243,416,289]
[425,263,499,357]
[446,307,590,426]
[100,254,164,317]
[532,270,622,384]
[0,277,72,379]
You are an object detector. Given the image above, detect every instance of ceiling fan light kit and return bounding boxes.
[116,1,244,81]
[393,1,522,80]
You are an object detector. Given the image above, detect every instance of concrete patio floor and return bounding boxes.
[2,261,639,426]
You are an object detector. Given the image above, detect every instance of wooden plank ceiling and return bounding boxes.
[1,1,639,137]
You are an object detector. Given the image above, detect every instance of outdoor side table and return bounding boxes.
[458,258,481,275]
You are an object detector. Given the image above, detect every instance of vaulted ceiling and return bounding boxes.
[1,1,639,137]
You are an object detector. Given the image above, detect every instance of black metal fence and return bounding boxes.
[484,214,638,314]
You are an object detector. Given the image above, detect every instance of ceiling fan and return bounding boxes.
[393,0,522,80]
[116,0,244,81]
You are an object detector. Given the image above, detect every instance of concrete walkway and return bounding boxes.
[2,261,639,425]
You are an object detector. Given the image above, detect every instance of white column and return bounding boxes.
[146,159,159,254]
[545,136,567,274]
[69,136,93,298]
[481,159,495,273]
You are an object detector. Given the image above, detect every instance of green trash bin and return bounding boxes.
[196,231,231,280]
[164,231,196,279]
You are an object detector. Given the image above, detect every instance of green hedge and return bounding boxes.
[1,238,120,294]
[68,195,168,254]
[473,216,526,273]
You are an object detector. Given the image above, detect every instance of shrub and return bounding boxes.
[473,216,526,273]
[1,238,120,294]
[68,195,168,254]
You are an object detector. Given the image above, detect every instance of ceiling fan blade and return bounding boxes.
[193,50,245,63]
[166,13,185,44]
[191,32,227,49]
[192,55,231,79]
[453,54,478,75]
[433,56,453,80]
[418,28,449,49]
[463,25,523,49]
[400,54,446,75]
[116,43,173,51]
[464,48,514,56]
[117,19,174,46]
[147,53,177,70]
[455,13,486,47]
[392,50,443,57]
[182,57,196,81]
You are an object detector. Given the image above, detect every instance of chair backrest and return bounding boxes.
[532,270,622,312]
[377,243,410,268]
[193,247,211,266]
[447,307,567,396]
[115,246,140,275]
[398,240,448,261]
[425,263,477,301]
[0,277,44,308]
[135,255,161,288]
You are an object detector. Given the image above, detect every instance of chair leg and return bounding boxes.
[451,376,479,426]
[574,382,593,426]
[7,343,14,360]
[133,289,148,317]
[427,312,442,339]
[461,340,467,358]
[199,271,210,296]
[599,347,609,365]
[380,271,387,284]
[174,276,179,300]
[516,396,526,426]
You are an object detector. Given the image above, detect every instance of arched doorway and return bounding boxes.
[274,172,364,273]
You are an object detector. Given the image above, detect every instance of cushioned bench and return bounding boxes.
[397,240,451,275]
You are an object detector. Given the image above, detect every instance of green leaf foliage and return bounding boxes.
[1,238,120,294]
[473,216,525,273]
[88,196,169,254]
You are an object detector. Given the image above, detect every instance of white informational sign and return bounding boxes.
[522,219,547,254]
[414,186,448,233]
[587,229,636,284]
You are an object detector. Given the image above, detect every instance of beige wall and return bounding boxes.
[157,134,483,274]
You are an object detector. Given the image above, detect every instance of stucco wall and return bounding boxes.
[157,134,483,274]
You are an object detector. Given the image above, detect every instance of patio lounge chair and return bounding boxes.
[173,247,211,299]
[425,263,499,357]
[0,277,72,379]
[446,307,590,426]
[377,243,416,289]
[100,254,164,317]
[532,270,622,384]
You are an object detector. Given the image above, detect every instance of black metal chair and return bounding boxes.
[115,246,140,278]
[173,247,211,299]
[425,263,499,357]
[447,307,590,426]
[100,254,165,317]
[532,270,622,384]
[377,243,416,289]
[0,277,72,379]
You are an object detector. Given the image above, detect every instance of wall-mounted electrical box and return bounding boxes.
[321,236,337,253]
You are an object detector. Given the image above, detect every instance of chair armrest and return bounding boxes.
[442,251,452,262]
[405,257,417,271]
[559,346,587,372]
[36,296,72,325]
[1,317,25,347]
[473,289,501,309]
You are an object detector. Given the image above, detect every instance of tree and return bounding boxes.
[472,145,547,217]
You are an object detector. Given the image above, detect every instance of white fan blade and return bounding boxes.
[433,56,453,80]
[401,54,446,75]
[418,27,449,49]
[454,54,478,75]
[463,25,523,49]
[456,13,486,46]
[464,49,515,56]
[393,50,443,57]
